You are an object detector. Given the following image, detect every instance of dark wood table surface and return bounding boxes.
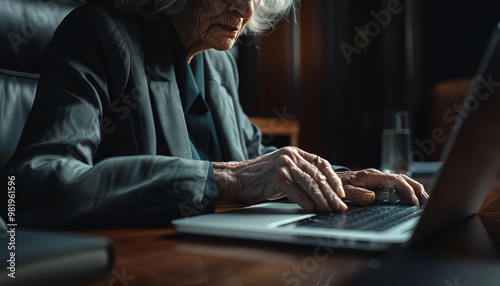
[82,182,500,286]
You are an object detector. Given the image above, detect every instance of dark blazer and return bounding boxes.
[2,5,275,228]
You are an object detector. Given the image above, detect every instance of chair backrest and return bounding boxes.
[0,0,81,169]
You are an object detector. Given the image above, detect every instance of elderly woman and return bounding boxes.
[2,0,427,228]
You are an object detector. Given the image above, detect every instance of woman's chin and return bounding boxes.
[207,37,237,51]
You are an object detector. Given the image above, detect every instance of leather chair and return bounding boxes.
[0,0,82,169]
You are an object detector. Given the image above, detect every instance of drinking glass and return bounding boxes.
[380,111,411,174]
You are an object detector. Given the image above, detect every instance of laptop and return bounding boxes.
[172,22,500,251]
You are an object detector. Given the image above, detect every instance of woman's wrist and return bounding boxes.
[212,162,240,204]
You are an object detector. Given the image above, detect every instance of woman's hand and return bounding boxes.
[213,147,428,213]
[336,169,429,206]
[213,147,347,213]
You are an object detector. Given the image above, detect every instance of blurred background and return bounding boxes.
[235,0,500,169]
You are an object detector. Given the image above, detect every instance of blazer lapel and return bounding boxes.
[149,81,191,159]
[203,53,247,162]
[142,16,192,159]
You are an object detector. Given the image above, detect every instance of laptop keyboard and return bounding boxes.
[282,204,425,232]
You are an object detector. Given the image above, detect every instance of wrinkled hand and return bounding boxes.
[213,147,347,212]
[336,169,428,206]
[213,147,428,213]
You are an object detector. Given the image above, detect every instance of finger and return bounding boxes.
[295,149,346,198]
[400,174,429,199]
[382,174,419,205]
[281,181,316,211]
[347,171,419,205]
[296,156,347,213]
[343,185,375,205]
[363,168,384,174]
[267,193,287,201]
[278,150,333,212]
[290,165,333,213]
[366,170,428,200]
[316,157,346,199]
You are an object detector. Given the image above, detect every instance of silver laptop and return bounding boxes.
[172,22,500,251]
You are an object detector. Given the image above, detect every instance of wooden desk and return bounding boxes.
[83,187,500,286]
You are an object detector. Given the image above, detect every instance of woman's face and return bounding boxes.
[185,0,255,52]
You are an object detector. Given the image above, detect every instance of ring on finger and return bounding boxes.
[312,155,320,166]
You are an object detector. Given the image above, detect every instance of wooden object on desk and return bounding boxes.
[249,116,300,147]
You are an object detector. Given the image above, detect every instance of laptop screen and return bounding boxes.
[410,22,500,246]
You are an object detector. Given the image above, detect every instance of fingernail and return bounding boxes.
[361,193,374,205]
[412,195,420,205]
[338,186,346,199]
[337,200,348,213]
[424,191,430,198]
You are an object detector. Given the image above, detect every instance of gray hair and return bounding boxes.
[243,0,296,34]
[117,0,296,35]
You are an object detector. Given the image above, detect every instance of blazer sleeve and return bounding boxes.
[1,6,216,228]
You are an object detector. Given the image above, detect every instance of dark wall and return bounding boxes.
[238,0,500,168]
[238,0,417,168]
[425,0,500,86]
